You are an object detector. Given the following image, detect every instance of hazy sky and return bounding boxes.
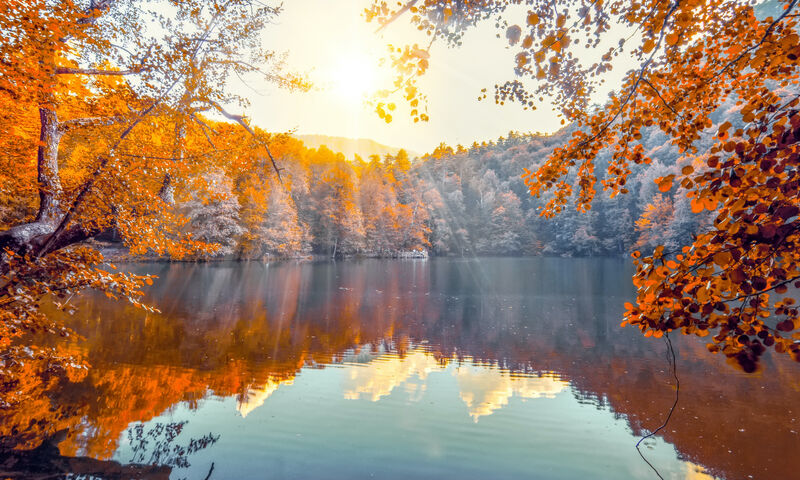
[230,0,567,154]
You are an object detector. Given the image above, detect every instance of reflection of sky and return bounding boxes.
[685,463,718,480]
[117,346,719,480]
[239,346,568,421]
[115,347,712,480]
[342,347,442,402]
[455,365,567,421]
[238,377,295,418]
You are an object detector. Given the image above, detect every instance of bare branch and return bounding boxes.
[56,45,154,76]
[191,113,218,149]
[641,78,682,119]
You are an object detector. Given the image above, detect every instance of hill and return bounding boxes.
[295,134,417,160]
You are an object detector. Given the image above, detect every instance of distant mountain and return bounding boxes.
[295,134,417,160]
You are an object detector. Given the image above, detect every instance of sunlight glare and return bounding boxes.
[331,53,378,103]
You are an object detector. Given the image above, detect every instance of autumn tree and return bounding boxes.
[180,168,244,258]
[371,0,800,369]
[306,147,366,257]
[0,0,308,437]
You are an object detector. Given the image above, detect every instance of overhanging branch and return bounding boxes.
[208,101,283,182]
[59,115,127,133]
[55,66,147,75]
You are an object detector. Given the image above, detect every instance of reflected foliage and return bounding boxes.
[2,260,799,478]
[127,422,219,469]
[1,440,170,479]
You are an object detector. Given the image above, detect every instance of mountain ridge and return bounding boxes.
[295,134,418,160]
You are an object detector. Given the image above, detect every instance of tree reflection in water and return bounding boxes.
[1,421,217,479]
[127,422,219,469]
[1,258,798,479]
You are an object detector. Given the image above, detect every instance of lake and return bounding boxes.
[4,258,799,479]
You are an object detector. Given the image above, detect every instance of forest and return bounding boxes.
[133,120,724,261]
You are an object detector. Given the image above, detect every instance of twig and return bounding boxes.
[208,100,283,182]
[710,0,798,81]
[203,462,215,480]
[635,333,680,480]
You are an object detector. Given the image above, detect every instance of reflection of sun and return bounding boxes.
[331,53,377,102]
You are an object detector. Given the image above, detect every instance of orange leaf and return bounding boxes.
[713,251,732,267]
[656,175,675,192]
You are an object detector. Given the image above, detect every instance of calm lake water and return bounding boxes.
[8,258,800,479]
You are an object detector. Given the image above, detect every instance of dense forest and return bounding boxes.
[153,120,720,260]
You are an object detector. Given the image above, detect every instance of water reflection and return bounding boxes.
[341,346,568,421]
[342,346,442,402]
[238,377,295,418]
[455,365,567,421]
[2,258,799,479]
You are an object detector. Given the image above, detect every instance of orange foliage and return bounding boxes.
[0,0,311,449]
[371,0,800,369]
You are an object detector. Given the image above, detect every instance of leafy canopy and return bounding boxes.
[0,0,307,425]
[369,0,800,370]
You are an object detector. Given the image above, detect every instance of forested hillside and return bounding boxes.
[164,116,726,259]
[411,125,717,257]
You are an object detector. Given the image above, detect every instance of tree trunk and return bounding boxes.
[35,107,64,223]
[0,107,66,261]
[159,121,185,205]
[0,105,104,259]
[158,172,174,205]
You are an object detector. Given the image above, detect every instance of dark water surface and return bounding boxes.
[9,258,800,479]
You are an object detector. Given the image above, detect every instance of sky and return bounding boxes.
[223,0,781,156]
[231,0,567,155]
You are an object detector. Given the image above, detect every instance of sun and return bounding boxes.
[331,53,378,103]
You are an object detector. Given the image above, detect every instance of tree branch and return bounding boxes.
[710,0,798,81]
[58,115,127,133]
[208,101,283,182]
[55,66,146,75]
[191,113,218,149]
[563,0,681,155]
[374,0,418,33]
[641,77,682,119]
